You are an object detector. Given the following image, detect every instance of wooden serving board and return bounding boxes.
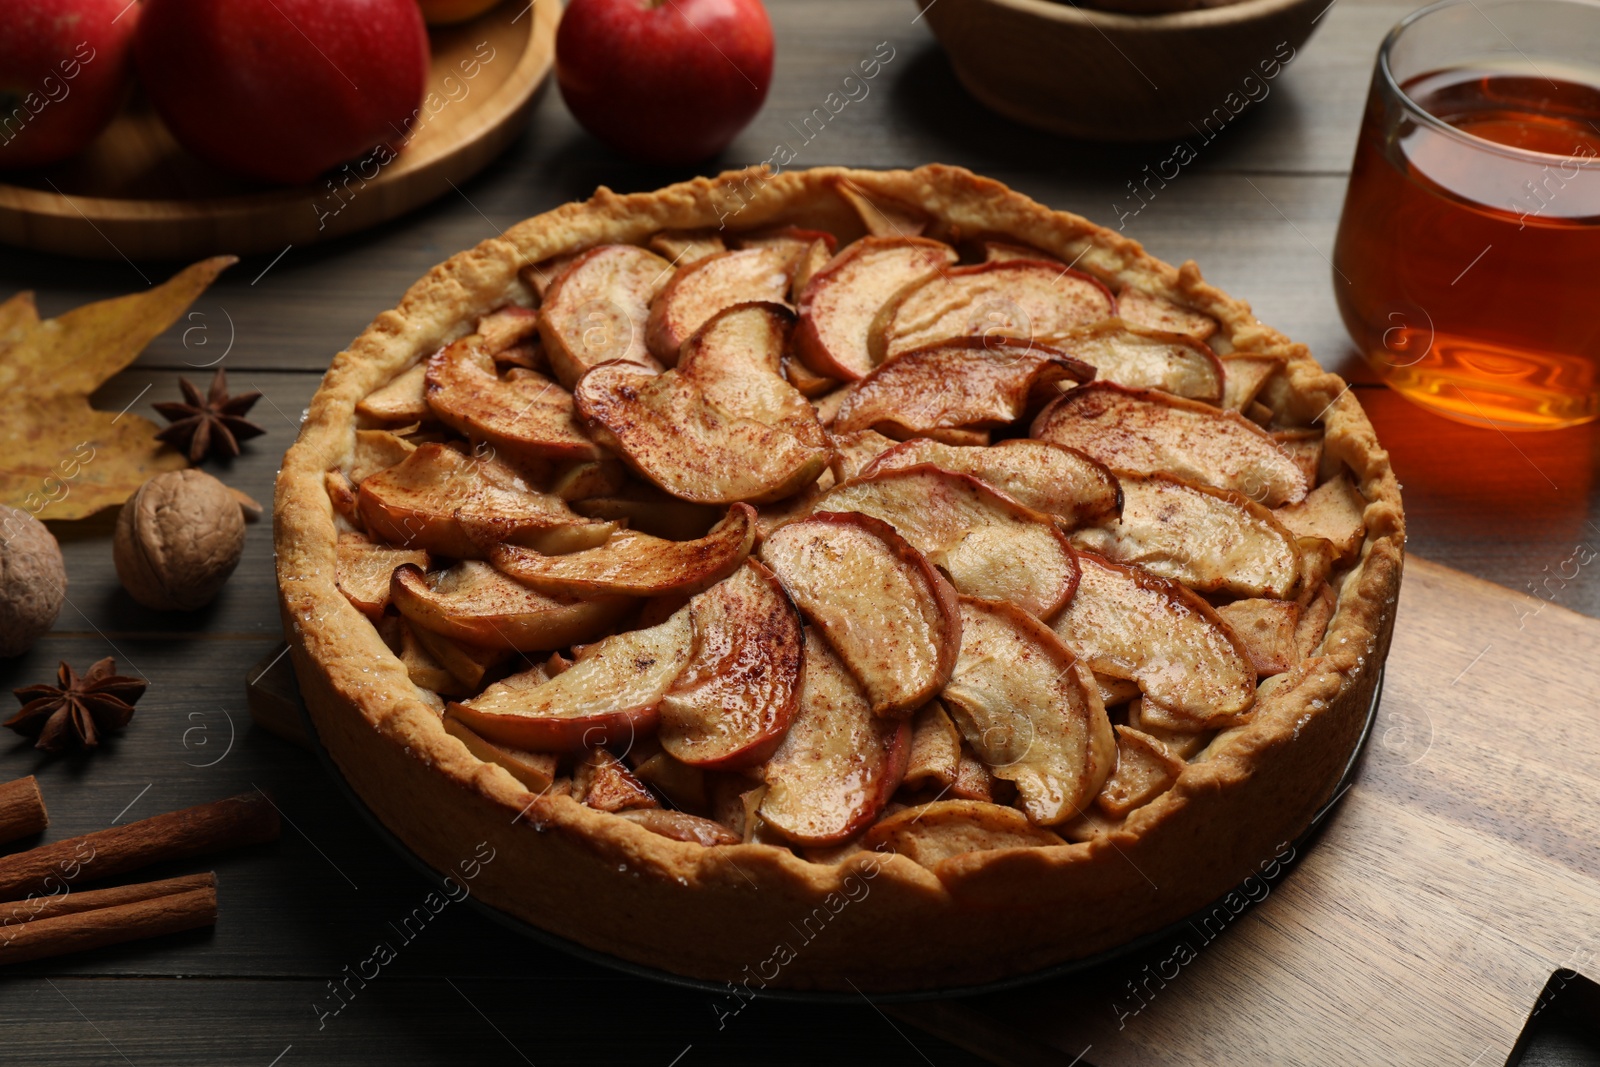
[0,0,557,260]
[891,557,1600,1065]
[246,557,1600,1064]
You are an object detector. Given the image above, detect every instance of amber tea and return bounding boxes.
[1331,1,1600,430]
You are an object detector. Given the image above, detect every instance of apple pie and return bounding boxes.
[277,165,1403,992]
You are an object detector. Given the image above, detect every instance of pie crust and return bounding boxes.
[275,165,1404,992]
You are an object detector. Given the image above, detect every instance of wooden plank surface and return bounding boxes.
[896,558,1600,1065]
[1,0,1596,1063]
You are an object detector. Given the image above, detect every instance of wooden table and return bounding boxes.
[2,1,1595,1064]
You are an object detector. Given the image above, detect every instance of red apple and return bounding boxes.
[135,0,430,186]
[557,0,774,165]
[0,0,138,170]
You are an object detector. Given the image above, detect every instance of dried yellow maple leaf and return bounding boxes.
[0,257,236,520]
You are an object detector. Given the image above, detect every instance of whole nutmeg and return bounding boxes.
[114,470,246,611]
[0,505,67,657]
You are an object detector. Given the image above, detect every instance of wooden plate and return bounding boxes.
[0,0,557,261]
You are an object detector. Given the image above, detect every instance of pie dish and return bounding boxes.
[275,164,1404,992]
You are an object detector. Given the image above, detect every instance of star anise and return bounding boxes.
[154,368,266,463]
[6,658,147,753]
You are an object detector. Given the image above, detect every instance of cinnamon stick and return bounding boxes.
[0,872,215,928]
[0,777,48,846]
[0,885,217,965]
[0,791,278,903]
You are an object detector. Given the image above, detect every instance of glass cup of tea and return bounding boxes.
[1331,0,1600,430]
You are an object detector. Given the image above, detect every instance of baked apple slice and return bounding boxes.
[448,605,695,751]
[942,597,1116,826]
[356,363,430,424]
[519,250,584,300]
[676,302,827,449]
[1125,697,1212,759]
[659,560,804,769]
[1214,598,1302,675]
[348,429,417,484]
[490,504,755,599]
[573,746,658,812]
[732,225,837,277]
[828,429,898,482]
[475,305,541,354]
[859,437,1122,530]
[569,483,720,543]
[424,339,604,462]
[756,632,911,846]
[391,561,632,652]
[981,239,1056,264]
[645,247,795,364]
[759,512,961,717]
[539,245,673,388]
[793,237,958,381]
[647,230,725,266]
[861,800,1065,865]
[335,531,428,618]
[618,808,740,846]
[1051,552,1255,727]
[831,337,1093,443]
[1220,355,1283,413]
[1272,429,1323,485]
[443,715,560,793]
[399,622,475,697]
[1070,473,1302,599]
[358,443,615,558]
[1274,474,1367,562]
[1044,320,1223,403]
[831,177,931,238]
[902,700,962,792]
[875,260,1116,363]
[1032,382,1312,507]
[1116,288,1219,342]
[816,466,1080,618]
[574,361,830,505]
[1094,725,1186,818]
[549,458,628,501]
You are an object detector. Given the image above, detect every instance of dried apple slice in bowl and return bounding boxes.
[447,606,696,751]
[793,236,958,381]
[1033,382,1311,507]
[574,361,830,506]
[391,561,632,652]
[756,630,912,846]
[489,504,756,599]
[1052,551,1255,730]
[942,597,1115,826]
[758,511,961,718]
[659,560,804,770]
[874,259,1115,363]
[831,337,1093,443]
[1071,473,1302,599]
[814,466,1080,618]
[859,438,1122,530]
[357,442,615,559]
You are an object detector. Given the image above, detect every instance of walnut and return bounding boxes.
[113,471,246,611]
[0,505,67,657]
